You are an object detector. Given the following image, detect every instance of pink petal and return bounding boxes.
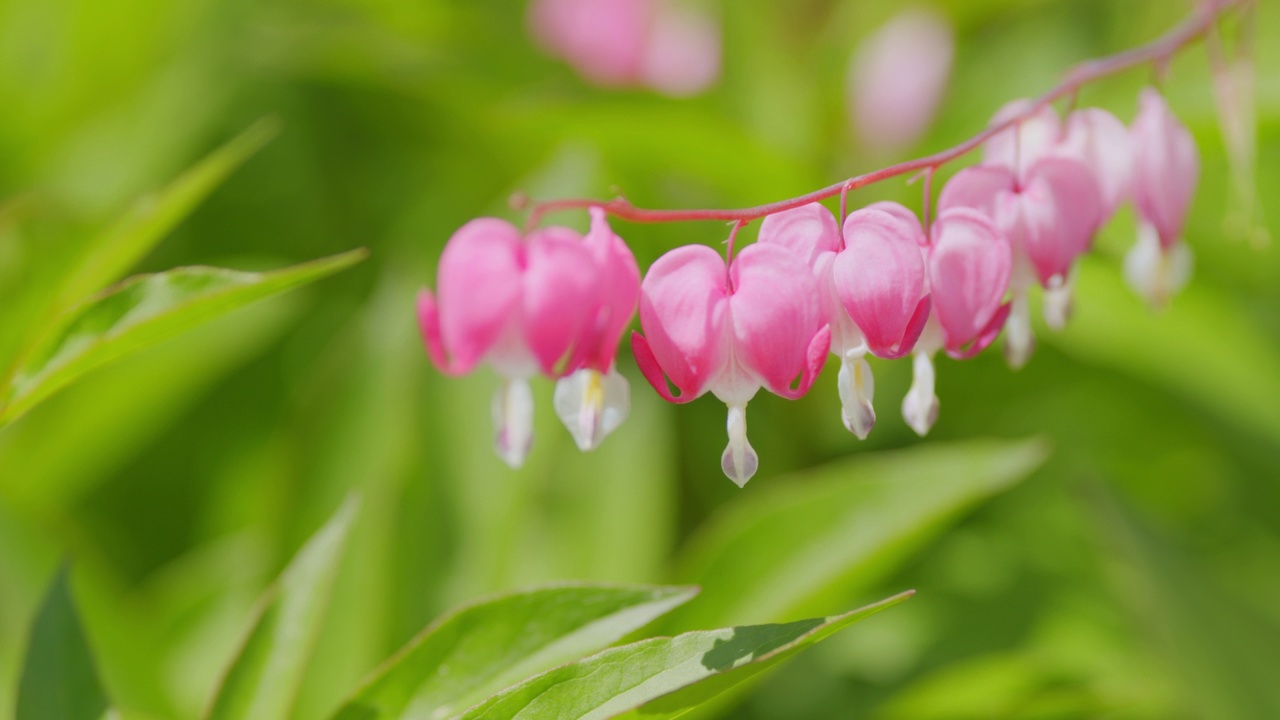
[928,208,1012,352]
[983,99,1061,181]
[726,243,825,398]
[641,2,721,97]
[637,244,731,399]
[833,207,928,358]
[522,227,601,376]
[579,207,640,371]
[1016,156,1104,283]
[527,0,651,87]
[416,288,454,374]
[1056,108,1132,218]
[435,218,524,374]
[945,300,1011,360]
[848,8,954,152]
[937,164,1016,218]
[864,201,928,245]
[757,203,842,267]
[1132,87,1199,248]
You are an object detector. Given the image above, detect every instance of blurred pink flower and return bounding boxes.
[1127,87,1200,307]
[631,242,830,485]
[849,8,955,153]
[528,0,720,96]
[418,212,638,466]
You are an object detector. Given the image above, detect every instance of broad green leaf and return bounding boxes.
[0,249,366,427]
[333,584,699,720]
[55,118,281,305]
[455,591,913,720]
[16,566,112,720]
[666,438,1049,631]
[205,496,359,720]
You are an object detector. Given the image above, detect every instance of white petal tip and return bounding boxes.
[554,368,631,453]
[1125,225,1193,309]
[837,357,876,440]
[722,404,758,487]
[493,378,535,469]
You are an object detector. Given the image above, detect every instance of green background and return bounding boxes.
[1,0,1277,718]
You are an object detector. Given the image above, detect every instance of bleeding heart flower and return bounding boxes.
[1056,108,1132,220]
[757,202,928,440]
[983,100,1062,181]
[528,0,721,97]
[1128,87,1200,307]
[848,8,954,154]
[417,216,607,468]
[939,153,1102,366]
[554,208,641,452]
[631,242,830,486]
[927,208,1012,358]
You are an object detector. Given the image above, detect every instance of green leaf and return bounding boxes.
[455,591,913,720]
[16,566,112,720]
[205,496,359,720]
[0,249,366,428]
[333,584,699,720]
[56,118,281,305]
[666,438,1049,631]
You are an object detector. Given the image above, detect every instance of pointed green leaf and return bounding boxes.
[666,438,1049,631]
[56,118,282,304]
[333,584,699,720]
[0,249,366,427]
[16,567,112,720]
[206,496,359,720]
[454,591,913,720]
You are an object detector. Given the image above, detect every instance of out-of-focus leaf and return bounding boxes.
[1046,255,1280,443]
[1094,490,1280,719]
[665,438,1049,631]
[16,566,112,720]
[0,249,366,427]
[456,591,912,720]
[55,118,281,305]
[205,496,359,720]
[332,584,699,720]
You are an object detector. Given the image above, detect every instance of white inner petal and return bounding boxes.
[1125,223,1194,308]
[1042,273,1075,330]
[902,350,939,437]
[492,378,534,469]
[554,367,631,452]
[720,403,759,488]
[837,353,876,440]
[1004,289,1035,370]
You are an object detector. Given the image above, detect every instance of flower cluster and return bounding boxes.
[418,85,1201,484]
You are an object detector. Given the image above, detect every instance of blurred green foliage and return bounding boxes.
[1,0,1277,718]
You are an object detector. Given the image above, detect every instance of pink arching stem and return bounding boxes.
[524,0,1244,230]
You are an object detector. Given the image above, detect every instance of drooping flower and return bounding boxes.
[553,208,641,452]
[418,214,635,467]
[902,208,1011,436]
[848,8,954,154]
[527,0,721,97]
[757,202,929,439]
[945,105,1105,366]
[631,242,830,486]
[1127,87,1200,306]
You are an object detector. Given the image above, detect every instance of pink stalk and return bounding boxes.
[522,0,1241,231]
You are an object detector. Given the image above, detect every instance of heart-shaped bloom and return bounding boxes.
[1127,87,1200,306]
[899,208,1011,437]
[927,208,1012,358]
[554,208,641,452]
[528,0,720,97]
[1057,108,1133,220]
[940,152,1102,366]
[983,100,1062,180]
[757,202,929,439]
[418,214,629,467]
[631,242,830,486]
